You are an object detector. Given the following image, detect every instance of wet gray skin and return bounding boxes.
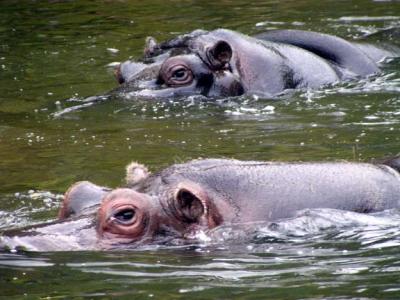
[0,182,109,251]
[131,158,400,228]
[2,158,400,251]
[114,29,394,98]
[0,182,176,251]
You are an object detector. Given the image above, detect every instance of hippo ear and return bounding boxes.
[174,183,208,223]
[125,162,151,191]
[144,36,158,57]
[206,40,232,70]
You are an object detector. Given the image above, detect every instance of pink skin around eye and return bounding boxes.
[97,189,152,241]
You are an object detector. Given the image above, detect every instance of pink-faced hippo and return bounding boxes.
[1,157,400,251]
[114,29,394,98]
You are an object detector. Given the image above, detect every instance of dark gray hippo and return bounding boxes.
[1,157,400,251]
[115,29,394,98]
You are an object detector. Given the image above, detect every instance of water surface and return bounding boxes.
[1,0,400,298]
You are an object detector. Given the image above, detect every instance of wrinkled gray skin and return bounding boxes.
[132,158,400,228]
[115,29,393,98]
[1,158,400,251]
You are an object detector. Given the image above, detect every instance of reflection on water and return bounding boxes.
[1,0,400,298]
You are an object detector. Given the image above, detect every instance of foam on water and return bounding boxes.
[0,191,63,230]
[204,208,400,250]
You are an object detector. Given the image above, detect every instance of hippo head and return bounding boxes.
[0,161,237,251]
[96,183,226,245]
[115,32,244,98]
[0,181,223,251]
[125,162,231,235]
[58,183,191,248]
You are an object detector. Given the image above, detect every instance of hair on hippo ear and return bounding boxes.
[144,36,158,57]
[173,182,210,224]
[206,40,232,70]
[125,162,151,190]
[176,189,204,222]
[173,182,225,228]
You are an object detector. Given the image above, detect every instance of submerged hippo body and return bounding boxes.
[115,29,393,98]
[2,158,400,251]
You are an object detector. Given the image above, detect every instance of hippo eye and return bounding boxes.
[163,64,193,87]
[172,69,187,80]
[98,189,152,241]
[113,207,136,225]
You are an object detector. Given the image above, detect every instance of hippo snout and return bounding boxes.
[59,181,110,220]
[115,61,146,84]
[115,60,163,85]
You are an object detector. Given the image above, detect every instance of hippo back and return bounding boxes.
[255,29,385,76]
[147,159,400,223]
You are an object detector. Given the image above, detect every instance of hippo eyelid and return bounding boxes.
[160,60,194,87]
[107,205,138,226]
[167,65,193,85]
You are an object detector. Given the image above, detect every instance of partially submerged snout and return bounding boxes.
[0,184,160,251]
[1,178,220,251]
[116,61,162,84]
[58,181,109,220]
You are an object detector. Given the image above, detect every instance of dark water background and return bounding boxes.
[1,0,400,298]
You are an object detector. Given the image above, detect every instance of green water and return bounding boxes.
[1,0,400,299]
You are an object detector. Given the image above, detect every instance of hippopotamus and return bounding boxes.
[2,157,400,251]
[115,29,394,98]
